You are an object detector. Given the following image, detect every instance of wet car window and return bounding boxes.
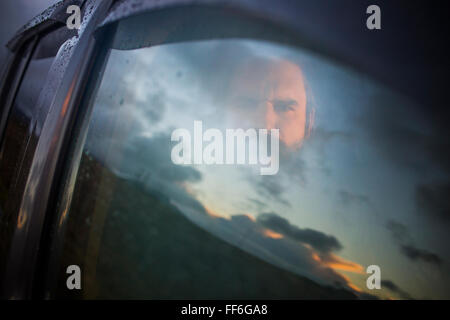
[55,39,449,300]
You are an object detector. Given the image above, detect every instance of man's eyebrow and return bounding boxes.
[271,99,299,109]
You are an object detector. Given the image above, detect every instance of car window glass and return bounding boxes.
[54,38,449,300]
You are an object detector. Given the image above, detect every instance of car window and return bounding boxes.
[53,36,449,300]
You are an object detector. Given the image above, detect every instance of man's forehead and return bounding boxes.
[229,59,305,97]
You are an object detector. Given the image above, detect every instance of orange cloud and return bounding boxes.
[262,228,284,239]
[204,205,229,220]
[310,251,365,293]
[321,253,365,274]
[339,273,362,293]
[308,248,364,275]
[243,213,256,222]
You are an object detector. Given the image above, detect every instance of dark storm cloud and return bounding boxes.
[86,129,207,217]
[415,182,450,222]
[400,245,443,266]
[339,190,371,207]
[385,220,411,243]
[257,212,342,254]
[381,280,413,300]
[386,220,443,267]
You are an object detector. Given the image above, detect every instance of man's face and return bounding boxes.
[227,59,307,148]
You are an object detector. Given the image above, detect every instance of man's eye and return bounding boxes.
[272,100,297,113]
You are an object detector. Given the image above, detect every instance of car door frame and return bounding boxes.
[0,0,114,299]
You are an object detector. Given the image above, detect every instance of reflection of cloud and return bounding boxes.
[122,133,202,184]
[305,128,352,176]
[415,182,450,222]
[400,245,443,266]
[142,90,166,123]
[312,128,352,142]
[262,228,284,239]
[247,197,268,211]
[257,212,342,254]
[168,40,255,102]
[202,213,361,294]
[381,280,413,300]
[251,176,291,208]
[386,220,443,267]
[89,129,363,296]
[339,273,362,293]
[319,253,364,274]
[254,212,367,296]
[279,151,308,186]
[339,190,371,207]
[87,130,208,220]
[386,220,411,243]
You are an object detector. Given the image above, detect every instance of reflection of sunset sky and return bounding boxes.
[89,39,450,299]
